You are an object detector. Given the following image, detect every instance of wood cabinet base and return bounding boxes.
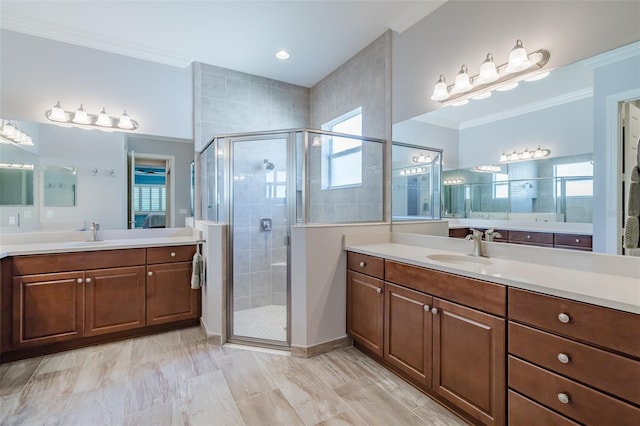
[1,318,199,364]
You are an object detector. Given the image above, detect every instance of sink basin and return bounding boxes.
[426,254,493,266]
[63,240,109,247]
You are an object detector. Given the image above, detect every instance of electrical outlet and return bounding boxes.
[8,216,16,225]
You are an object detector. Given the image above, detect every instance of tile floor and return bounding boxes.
[234,305,287,342]
[0,327,469,426]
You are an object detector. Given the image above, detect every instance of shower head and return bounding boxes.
[264,159,275,171]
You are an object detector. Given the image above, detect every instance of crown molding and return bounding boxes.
[412,113,459,130]
[459,87,593,130]
[386,1,447,34]
[579,41,640,68]
[1,14,191,68]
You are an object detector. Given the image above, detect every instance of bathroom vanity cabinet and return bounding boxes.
[346,252,506,426]
[1,245,199,362]
[448,228,592,251]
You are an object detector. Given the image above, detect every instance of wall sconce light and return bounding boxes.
[430,39,550,106]
[444,178,464,185]
[499,146,550,163]
[0,119,34,146]
[412,152,434,163]
[45,101,139,131]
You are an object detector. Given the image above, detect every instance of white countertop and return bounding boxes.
[344,233,639,314]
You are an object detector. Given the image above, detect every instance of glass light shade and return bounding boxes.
[505,40,532,74]
[48,101,67,122]
[1,121,16,138]
[521,148,532,159]
[118,111,133,129]
[430,75,449,101]
[275,49,290,60]
[452,65,473,94]
[96,108,112,127]
[72,104,90,124]
[476,54,500,84]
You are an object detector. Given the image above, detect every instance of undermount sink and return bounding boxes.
[426,254,493,266]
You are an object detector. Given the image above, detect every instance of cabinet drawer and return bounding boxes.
[508,288,640,358]
[508,390,579,426]
[508,356,640,426]
[509,322,640,405]
[12,249,146,275]
[554,234,592,250]
[147,245,196,264]
[385,260,506,316]
[508,230,553,246]
[448,228,469,238]
[347,252,384,279]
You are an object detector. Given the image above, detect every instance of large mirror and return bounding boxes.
[0,142,36,206]
[392,42,640,254]
[43,165,77,207]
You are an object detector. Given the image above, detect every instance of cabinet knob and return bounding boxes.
[148,271,154,277]
[170,252,176,257]
[557,353,570,364]
[431,307,439,315]
[376,288,382,294]
[85,278,92,284]
[76,278,83,284]
[575,239,580,243]
[558,313,570,323]
[557,393,570,404]
[359,261,366,267]
[526,235,532,239]
[423,304,430,311]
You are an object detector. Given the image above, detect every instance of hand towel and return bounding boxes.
[631,165,640,183]
[628,182,640,217]
[623,216,640,249]
[191,252,203,289]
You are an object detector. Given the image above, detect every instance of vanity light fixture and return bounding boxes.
[45,101,139,131]
[412,152,434,164]
[0,119,34,146]
[444,178,464,185]
[429,39,550,106]
[499,146,550,163]
[399,166,428,176]
[0,162,34,170]
[474,165,502,173]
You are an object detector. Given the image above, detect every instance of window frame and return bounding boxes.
[322,107,363,190]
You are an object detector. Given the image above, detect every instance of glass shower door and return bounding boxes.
[229,135,289,345]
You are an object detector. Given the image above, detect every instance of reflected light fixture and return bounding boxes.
[499,146,550,163]
[429,39,550,106]
[474,165,502,173]
[400,166,428,176]
[45,101,139,131]
[444,178,464,185]
[275,49,291,60]
[0,119,34,146]
[412,152,434,163]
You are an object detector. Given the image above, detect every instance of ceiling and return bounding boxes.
[0,0,445,88]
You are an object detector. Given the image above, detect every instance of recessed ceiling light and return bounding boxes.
[275,49,290,60]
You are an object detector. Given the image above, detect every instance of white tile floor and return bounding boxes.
[233,304,287,342]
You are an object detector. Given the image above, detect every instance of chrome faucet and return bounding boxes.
[484,228,502,242]
[465,228,484,257]
[90,222,100,241]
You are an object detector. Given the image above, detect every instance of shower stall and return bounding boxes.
[200,129,385,348]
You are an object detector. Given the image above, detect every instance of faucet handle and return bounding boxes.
[469,228,483,237]
[91,222,100,230]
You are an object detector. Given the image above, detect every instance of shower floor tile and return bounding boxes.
[234,305,287,342]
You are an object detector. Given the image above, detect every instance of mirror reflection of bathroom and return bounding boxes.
[129,154,170,229]
[43,165,76,207]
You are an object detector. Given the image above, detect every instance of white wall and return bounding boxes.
[0,30,193,140]
[392,119,458,169]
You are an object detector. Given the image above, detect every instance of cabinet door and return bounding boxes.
[13,271,84,347]
[85,266,146,337]
[147,262,200,325]
[384,282,432,387]
[432,298,506,426]
[347,270,384,357]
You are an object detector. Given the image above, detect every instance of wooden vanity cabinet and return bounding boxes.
[146,246,200,325]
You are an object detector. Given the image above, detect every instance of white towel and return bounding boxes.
[631,165,640,183]
[191,252,203,289]
[629,182,640,217]
[623,216,640,249]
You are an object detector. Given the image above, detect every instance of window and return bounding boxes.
[493,173,509,199]
[133,185,166,212]
[322,107,362,188]
[555,161,593,197]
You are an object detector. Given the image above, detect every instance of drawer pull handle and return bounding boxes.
[423,304,431,311]
[76,278,83,284]
[431,307,439,315]
[171,252,176,257]
[575,239,580,243]
[557,353,570,364]
[85,278,92,284]
[148,271,154,277]
[376,288,382,294]
[359,261,366,267]
[557,393,570,404]
[558,313,570,323]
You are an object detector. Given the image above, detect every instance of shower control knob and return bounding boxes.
[376,288,382,294]
[558,313,570,323]
[557,393,570,404]
[170,252,176,257]
[359,261,366,267]
[557,353,570,364]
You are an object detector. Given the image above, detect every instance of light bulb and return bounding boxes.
[452,65,473,94]
[499,153,508,162]
[476,53,500,84]
[96,107,112,127]
[72,104,90,124]
[505,39,532,74]
[48,101,67,122]
[118,110,134,129]
[430,75,449,101]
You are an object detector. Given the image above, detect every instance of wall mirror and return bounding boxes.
[43,165,77,207]
[0,143,36,206]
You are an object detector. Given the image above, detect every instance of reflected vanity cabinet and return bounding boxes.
[448,228,592,251]
[1,245,199,361]
[346,251,507,426]
[507,288,640,426]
